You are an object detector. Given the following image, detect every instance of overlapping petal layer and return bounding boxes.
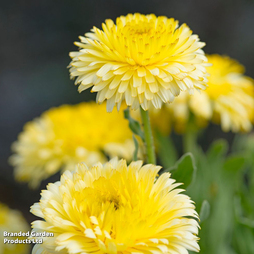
[167,54,254,132]
[10,102,134,188]
[31,158,200,254]
[69,13,209,112]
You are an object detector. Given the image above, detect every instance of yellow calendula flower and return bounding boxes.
[30,158,200,254]
[168,54,254,132]
[69,13,209,112]
[0,203,30,254]
[10,102,134,188]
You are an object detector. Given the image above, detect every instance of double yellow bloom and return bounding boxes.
[10,102,134,188]
[31,159,199,254]
[69,13,209,112]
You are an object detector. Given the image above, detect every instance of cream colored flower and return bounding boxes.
[168,54,254,132]
[10,102,134,188]
[0,203,30,254]
[31,158,200,254]
[69,13,209,112]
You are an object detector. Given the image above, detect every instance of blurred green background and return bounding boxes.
[0,0,254,253]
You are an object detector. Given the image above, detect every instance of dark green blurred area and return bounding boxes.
[0,0,254,253]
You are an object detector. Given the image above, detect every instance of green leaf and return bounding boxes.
[156,131,178,168]
[207,139,228,162]
[234,196,254,229]
[132,135,139,161]
[233,224,254,254]
[223,155,246,173]
[165,153,197,188]
[200,200,210,223]
[124,108,144,141]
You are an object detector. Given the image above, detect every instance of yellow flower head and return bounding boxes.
[31,158,200,254]
[0,203,30,254]
[10,102,134,188]
[69,13,209,112]
[168,54,254,132]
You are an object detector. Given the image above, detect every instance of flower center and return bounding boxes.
[126,21,154,36]
[44,104,132,155]
[81,177,123,212]
[101,193,121,209]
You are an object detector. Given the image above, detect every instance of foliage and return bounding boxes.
[158,134,254,254]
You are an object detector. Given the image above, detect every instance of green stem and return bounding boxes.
[183,128,198,154]
[140,107,156,164]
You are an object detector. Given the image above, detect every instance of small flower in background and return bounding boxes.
[9,102,135,188]
[0,203,30,254]
[69,13,209,112]
[30,158,200,254]
[168,54,254,133]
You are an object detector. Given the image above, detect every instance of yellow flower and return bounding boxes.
[69,13,209,112]
[10,102,134,188]
[168,54,254,132]
[0,203,30,254]
[31,158,200,254]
